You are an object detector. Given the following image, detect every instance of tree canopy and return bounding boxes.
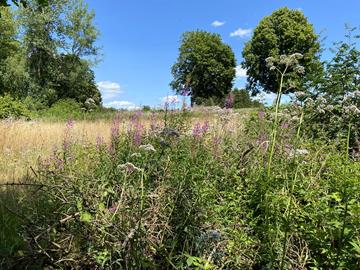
[242,7,322,95]
[171,30,236,105]
[0,0,101,106]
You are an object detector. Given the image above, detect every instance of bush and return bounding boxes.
[42,98,84,120]
[0,94,32,119]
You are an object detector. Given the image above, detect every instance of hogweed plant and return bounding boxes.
[265,53,305,176]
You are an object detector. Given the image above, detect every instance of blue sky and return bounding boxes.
[85,0,360,109]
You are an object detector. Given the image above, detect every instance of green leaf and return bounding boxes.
[80,212,92,222]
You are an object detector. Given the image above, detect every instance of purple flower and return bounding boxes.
[133,123,143,146]
[258,111,265,120]
[256,133,269,151]
[281,122,289,129]
[192,121,209,139]
[108,204,118,213]
[66,119,74,129]
[96,135,105,150]
[225,94,234,109]
[192,122,202,138]
[202,121,210,133]
[63,119,75,153]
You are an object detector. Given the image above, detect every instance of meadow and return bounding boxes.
[1,105,359,269]
[0,2,359,269]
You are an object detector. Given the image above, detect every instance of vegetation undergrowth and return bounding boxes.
[0,103,359,269]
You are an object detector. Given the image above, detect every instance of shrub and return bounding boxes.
[42,98,84,120]
[0,94,32,119]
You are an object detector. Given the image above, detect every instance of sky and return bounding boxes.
[85,0,360,109]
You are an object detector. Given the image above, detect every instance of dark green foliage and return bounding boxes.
[242,7,322,95]
[171,31,236,105]
[53,54,102,105]
[232,88,262,109]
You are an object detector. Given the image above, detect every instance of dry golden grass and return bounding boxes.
[0,109,252,183]
[0,120,116,182]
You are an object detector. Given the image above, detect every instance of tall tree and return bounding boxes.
[324,25,359,98]
[19,0,101,105]
[242,7,322,95]
[0,7,29,96]
[53,54,101,105]
[62,0,100,61]
[171,30,236,105]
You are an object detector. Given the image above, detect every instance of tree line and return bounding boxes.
[171,7,359,106]
[0,0,100,111]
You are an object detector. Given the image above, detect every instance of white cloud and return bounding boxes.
[235,66,247,78]
[96,81,123,99]
[104,100,140,110]
[230,27,252,38]
[211,20,225,27]
[161,95,180,105]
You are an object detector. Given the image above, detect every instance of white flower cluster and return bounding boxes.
[266,53,305,75]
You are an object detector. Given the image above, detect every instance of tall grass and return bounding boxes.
[0,107,359,269]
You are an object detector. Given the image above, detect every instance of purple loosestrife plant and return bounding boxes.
[225,93,234,109]
[192,121,210,139]
[129,111,144,146]
[62,120,75,162]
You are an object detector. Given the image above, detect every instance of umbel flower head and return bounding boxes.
[265,53,305,74]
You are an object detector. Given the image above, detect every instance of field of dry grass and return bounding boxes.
[0,109,250,183]
[0,120,115,182]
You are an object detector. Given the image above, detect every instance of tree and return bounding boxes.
[0,7,30,96]
[53,54,101,105]
[19,0,101,105]
[231,88,262,108]
[62,0,100,62]
[323,25,359,98]
[242,7,322,95]
[0,0,47,7]
[171,30,236,105]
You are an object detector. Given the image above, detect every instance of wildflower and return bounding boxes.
[256,133,269,151]
[289,148,309,157]
[130,152,142,158]
[66,119,74,129]
[258,111,265,120]
[265,57,275,68]
[354,90,360,97]
[202,121,210,133]
[118,162,142,174]
[295,65,305,74]
[139,144,156,152]
[192,122,202,138]
[281,122,289,129]
[133,123,143,146]
[225,93,234,109]
[108,204,118,213]
[63,119,74,153]
[295,91,306,99]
